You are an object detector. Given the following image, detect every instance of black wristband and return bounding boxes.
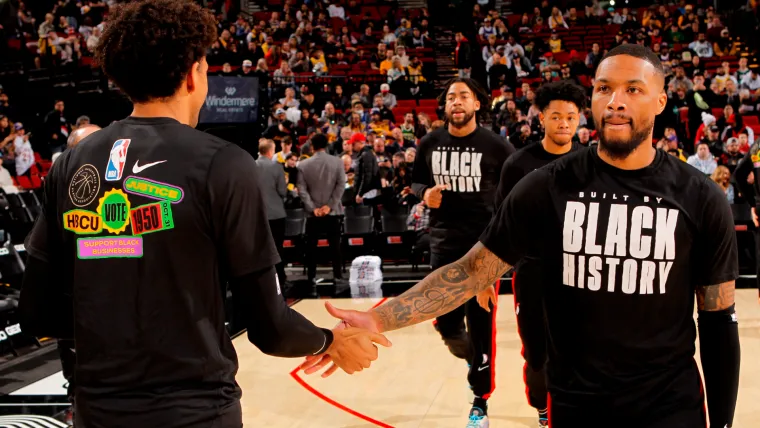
[314,328,334,355]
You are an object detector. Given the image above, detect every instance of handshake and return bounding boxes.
[300,302,388,378]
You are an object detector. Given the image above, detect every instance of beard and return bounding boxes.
[596,115,654,160]
[447,109,476,128]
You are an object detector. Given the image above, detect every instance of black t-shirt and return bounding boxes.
[479,147,738,416]
[26,116,279,427]
[494,140,583,208]
[412,126,514,256]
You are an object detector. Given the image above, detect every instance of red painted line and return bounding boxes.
[290,297,392,428]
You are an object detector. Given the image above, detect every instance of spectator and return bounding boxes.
[479,18,497,40]
[741,66,760,92]
[327,1,346,20]
[297,134,346,285]
[379,24,395,45]
[352,84,372,108]
[585,43,602,71]
[689,33,713,58]
[368,111,393,137]
[43,100,71,155]
[454,31,472,78]
[351,132,380,205]
[548,7,568,29]
[379,50,394,75]
[274,136,294,164]
[399,113,419,147]
[719,137,743,173]
[256,139,288,287]
[280,87,299,109]
[687,141,718,175]
[387,56,407,85]
[575,126,592,146]
[377,84,398,110]
[710,165,734,203]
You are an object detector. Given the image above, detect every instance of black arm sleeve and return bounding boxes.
[411,134,433,200]
[230,266,333,357]
[18,254,73,339]
[698,305,740,428]
[19,156,72,339]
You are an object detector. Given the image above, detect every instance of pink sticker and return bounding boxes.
[77,237,143,259]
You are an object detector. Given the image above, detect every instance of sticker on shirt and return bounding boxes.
[130,200,175,236]
[123,176,184,203]
[96,189,131,234]
[69,164,101,207]
[105,139,131,181]
[77,237,143,259]
[63,209,102,234]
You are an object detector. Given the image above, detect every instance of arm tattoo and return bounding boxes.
[696,281,735,311]
[371,243,511,332]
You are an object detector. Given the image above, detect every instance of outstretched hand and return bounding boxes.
[300,302,385,377]
[476,285,497,312]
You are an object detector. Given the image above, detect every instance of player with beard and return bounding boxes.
[405,78,515,427]
[304,45,741,428]
[486,80,586,427]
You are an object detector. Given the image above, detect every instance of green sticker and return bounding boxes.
[129,200,174,236]
[124,176,184,203]
[96,189,131,234]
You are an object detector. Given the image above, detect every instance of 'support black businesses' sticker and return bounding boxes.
[69,164,101,207]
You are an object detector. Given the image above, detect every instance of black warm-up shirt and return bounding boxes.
[494,141,583,207]
[412,126,514,256]
[23,116,325,427]
[480,147,738,418]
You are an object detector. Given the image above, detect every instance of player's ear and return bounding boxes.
[655,89,667,115]
[474,99,481,112]
[538,111,544,126]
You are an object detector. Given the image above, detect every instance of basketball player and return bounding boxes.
[406,77,515,427]
[17,1,389,427]
[487,80,587,427]
[305,45,741,428]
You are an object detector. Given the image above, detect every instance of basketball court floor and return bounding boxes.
[5,290,760,427]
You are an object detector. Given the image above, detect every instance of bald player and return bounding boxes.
[67,124,101,148]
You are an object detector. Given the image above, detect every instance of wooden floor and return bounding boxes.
[236,291,760,427]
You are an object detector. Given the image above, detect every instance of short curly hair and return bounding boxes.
[94,0,217,103]
[533,80,587,113]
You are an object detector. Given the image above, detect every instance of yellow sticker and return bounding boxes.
[63,209,102,234]
[96,189,132,234]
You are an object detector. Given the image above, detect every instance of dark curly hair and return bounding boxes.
[94,0,217,103]
[436,77,491,123]
[533,80,587,113]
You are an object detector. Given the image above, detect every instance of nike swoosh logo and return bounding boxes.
[132,160,167,174]
[477,365,490,371]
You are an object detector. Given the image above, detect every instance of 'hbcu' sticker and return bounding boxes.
[77,237,143,259]
[130,201,175,236]
[124,176,184,203]
[63,209,102,234]
[97,189,131,234]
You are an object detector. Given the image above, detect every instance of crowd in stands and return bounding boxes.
[4,0,760,248]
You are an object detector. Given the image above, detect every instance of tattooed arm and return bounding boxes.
[695,281,736,311]
[696,281,740,428]
[369,243,511,333]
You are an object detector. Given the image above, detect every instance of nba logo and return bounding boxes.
[105,139,131,181]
